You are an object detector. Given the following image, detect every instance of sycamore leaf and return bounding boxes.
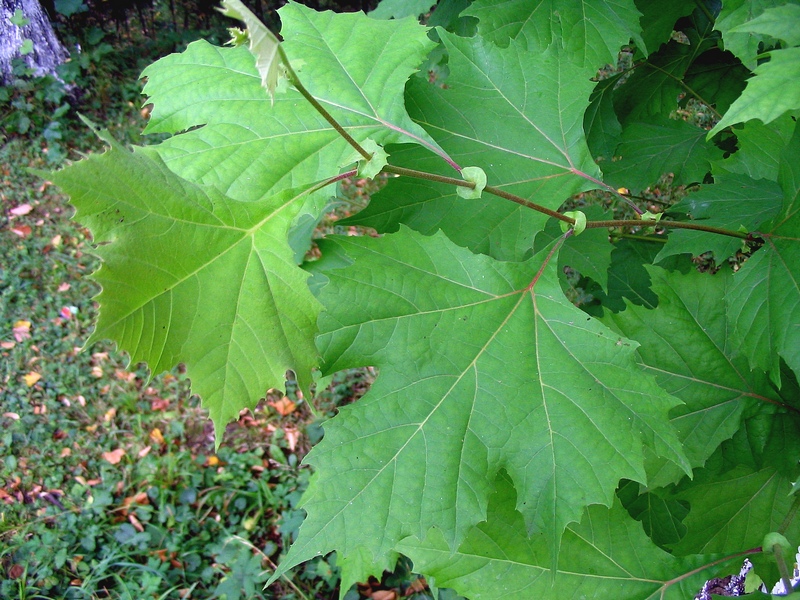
[709,48,800,138]
[614,33,717,126]
[603,117,723,192]
[369,0,436,19]
[275,227,688,589]
[533,205,614,290]
[636,0,695,55]
[681,48,749,116]
[617,480,689,547]
[346,31,601,261]
[465,0,645,73]
[604,266,784,487]
[727,3,800,47]
[594,238,663,313]
[714,114,799,181]
[584,74,623,161]
[657,174,783,261]
[45,141,321,441]
[219,0,283,100]
[715,0,788,69]
[141,3,438,203]
[397,475,735,600]
[726,125,800,385]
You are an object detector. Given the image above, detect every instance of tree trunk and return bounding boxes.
[0,0,68,85]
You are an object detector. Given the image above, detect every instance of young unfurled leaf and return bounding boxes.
[341,138,389,179]
[219,0,284,101]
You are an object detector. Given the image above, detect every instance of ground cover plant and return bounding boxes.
[43,0,800,598]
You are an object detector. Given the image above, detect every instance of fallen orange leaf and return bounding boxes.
[10,203,32,216]
[149,428,165,445]
[268,396,296,416]
[23,371,42,387]
[102,448,125,465]
[10,225,32,238]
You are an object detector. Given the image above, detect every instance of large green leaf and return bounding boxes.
[726,124,800,384]
[603,117,723,192]
[398,475,735,600]
[709,47,800,137]
[670,412,800,556]
[657,174,783,261]
[46,140,322,440]
[604,266,783,487]
[275,227,688,588]
[635,0,695,55]
[465,0,644,73]
[141,3,438,202]
[346,31,602,261]
[584,74,624,161]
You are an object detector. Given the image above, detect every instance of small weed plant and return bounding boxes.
[46,0,800,598]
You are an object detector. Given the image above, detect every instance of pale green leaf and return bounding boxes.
[604,266,783,487]
[219,0,283,100]
[709,47,800,137]
[727,4,800,47]
[713,114,799,181]
[726,125,800,384]
[370,0,436,19]
[715,0,789,69]
[398,476,735,600]
[141,3,438,203]
[275,227,688,588]
[465,0,645,73]
[603,118,723,192]
[45,141,322,441]
[657,174,783,261]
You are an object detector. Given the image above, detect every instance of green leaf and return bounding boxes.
[534,205,614,290]
[715,0,788,69]
[277,227,688,588]
[657,174,783,261]
[604,266,783,487]
[617,480,689,547]
[44,140,322,442]
[219,0,283,100]
[614,33,716,125]
[727,3,800,47]
[635,0,695,55]
[346,31,602,261]
[370,0,436,19]
[681,47,749,116]
[726,124,800,384]
[709,48,800,137]
[465,0,645,73]
[595,238,664,313]
[141,3,438,202]
[603,118,723,192]
[713,114,799,181]
[398,475,735,600]
[10,9,29,27]
[584,74,623,161]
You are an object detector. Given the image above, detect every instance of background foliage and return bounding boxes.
[22,0,800,598]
